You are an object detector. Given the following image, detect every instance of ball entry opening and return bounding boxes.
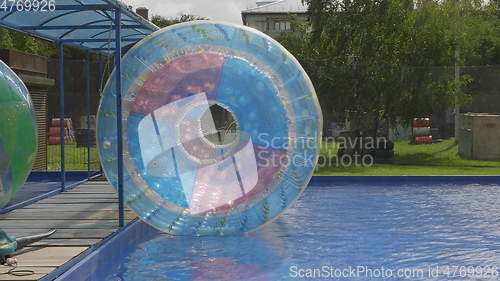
[200,103,239,147]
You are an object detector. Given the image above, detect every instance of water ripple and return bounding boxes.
[107,183,500,281]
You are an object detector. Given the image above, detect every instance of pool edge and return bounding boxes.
[310,175,500,185]
[43,219,159,281]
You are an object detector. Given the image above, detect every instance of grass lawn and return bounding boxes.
[47,139,500,175]
[47,143,100,171]
[315,138,500,176]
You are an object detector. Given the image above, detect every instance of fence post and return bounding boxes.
[85,51,91,179]
[115,8,125,228]
[98,54,104,175]
[58,43,66,191]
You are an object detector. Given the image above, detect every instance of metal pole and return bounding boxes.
[98,55,104,92]
[454,47,460,141]
[58,43,66,191]
[85,51,91,178]
[115,9,124,227]
[98,55,104,175]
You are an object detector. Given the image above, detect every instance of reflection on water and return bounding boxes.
[108,184,500,281]
[116,229,289,281]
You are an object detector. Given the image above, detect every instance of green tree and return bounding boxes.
[152,14,209,29]
[1,28,56,57]
[0,29,14,49]
[23,36,40,54]
[281,0,497,135]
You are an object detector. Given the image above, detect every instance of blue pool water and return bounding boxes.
[105,183,500,281]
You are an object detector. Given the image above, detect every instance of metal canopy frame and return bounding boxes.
[0,0,159,226]
[0,0,157,52]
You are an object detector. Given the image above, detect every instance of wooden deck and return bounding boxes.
[0,181,135,281]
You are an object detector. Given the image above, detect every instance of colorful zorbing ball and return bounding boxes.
[98,21,322,236]
[0,60,37,208]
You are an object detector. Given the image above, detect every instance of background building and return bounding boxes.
[242,0,308,38]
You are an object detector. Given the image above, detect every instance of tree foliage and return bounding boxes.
[279,0,499,134]
[0,28,56,57]
[0,28,13,49]
[152,14,209,29]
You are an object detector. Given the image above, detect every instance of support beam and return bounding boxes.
[91,48,120,52]
[115,9,125,228]
[53,4,113,11]
[98,55,104,94]
[20,24,143,30]
[61,38,142,43]
[58,43,66,191]
[98,55,105,175]
[85,51,92,178]
[454,47,461,141]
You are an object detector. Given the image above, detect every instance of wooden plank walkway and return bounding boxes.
[0,181,135,281]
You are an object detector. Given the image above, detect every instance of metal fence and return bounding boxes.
[38,56,111,172]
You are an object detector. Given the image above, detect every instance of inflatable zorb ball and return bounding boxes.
[0,60,37,208]
[98,21,322,236]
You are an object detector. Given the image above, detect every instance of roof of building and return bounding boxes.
[242,0,308,14]
[0,0,159,54]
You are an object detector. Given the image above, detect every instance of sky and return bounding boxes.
[120,0,258,24]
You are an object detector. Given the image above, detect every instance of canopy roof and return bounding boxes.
[0,0,159,54]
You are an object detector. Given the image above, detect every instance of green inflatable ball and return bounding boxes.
[0,60,37,208]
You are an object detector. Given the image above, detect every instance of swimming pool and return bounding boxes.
[59,177,500,281]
